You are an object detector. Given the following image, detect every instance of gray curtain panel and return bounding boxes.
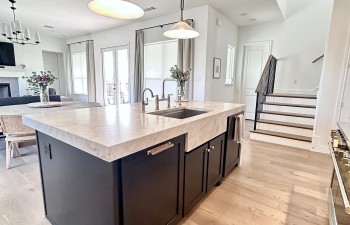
[133,30,145,103]
[178,20,195,100]
[66,45,74,97]
[86,40,96,102]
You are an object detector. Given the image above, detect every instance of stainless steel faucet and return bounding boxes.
[141,88,159,112]
[160,79,176,108]
[161,79,175,99]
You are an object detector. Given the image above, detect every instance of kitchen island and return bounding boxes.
[23,101,245,225]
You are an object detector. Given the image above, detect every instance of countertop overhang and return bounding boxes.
[23,101,245,162]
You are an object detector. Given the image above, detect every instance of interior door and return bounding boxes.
[43,52,61,94]
[242,42,271,120]
[102,45,129,106]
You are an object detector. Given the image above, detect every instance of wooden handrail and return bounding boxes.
[255,55,276,93]
[312,55,324,63]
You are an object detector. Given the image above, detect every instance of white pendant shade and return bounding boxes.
[88,0,144,19]
[163,21,199,39]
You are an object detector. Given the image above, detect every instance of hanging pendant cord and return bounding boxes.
[180,0,184,21]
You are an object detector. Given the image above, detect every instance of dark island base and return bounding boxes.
[36,112,242,225]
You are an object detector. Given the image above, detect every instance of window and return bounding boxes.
[144,40,178,99]
[225,45,236,86]
[72,52,88,95]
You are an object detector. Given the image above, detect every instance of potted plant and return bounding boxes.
[170,65,191,99]
[23,71,57,104]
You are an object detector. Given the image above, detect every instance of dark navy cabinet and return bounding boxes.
[121,135,185,225]
[183,133,225,215]
[223,114,242,177]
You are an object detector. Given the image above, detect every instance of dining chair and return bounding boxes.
[0,115,36,169]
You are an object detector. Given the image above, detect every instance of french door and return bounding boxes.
[102,45,130,105]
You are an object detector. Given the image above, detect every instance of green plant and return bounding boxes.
[22,71,57,90]
[170,65,191,85]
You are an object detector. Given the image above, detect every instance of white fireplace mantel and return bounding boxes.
[0,67,27,77]
[0,68,28,96]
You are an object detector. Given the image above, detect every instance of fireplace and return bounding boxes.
[0,83,11,97]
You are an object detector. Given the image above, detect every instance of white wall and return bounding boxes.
[0,34,68,95]
[313,0,350,152]
[235,0,333,101]
[205,6,239,102]
[67,5,210,105]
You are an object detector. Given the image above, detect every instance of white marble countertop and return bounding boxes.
[0,101,101,116]
[338,121,350,148]
[23,101,245,162]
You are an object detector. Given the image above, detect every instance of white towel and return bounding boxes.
[234,114,245,144]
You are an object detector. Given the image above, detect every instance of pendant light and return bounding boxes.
[88,0,144,20]
[163,0,199,39]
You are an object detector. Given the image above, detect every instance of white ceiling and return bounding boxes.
[0,0,284,38]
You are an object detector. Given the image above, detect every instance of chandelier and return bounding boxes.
[1,0,41,45]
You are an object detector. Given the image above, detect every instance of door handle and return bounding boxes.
[147,142,174,156]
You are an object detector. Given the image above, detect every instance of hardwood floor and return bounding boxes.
[0,135,333,225]
[181,141,333,225]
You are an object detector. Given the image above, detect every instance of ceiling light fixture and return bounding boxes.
[1,0,41,45]
[88,0,144,20]
[163,0,199,39]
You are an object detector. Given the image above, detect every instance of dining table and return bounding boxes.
[0,101,101,157]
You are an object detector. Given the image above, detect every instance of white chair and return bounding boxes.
[0,116,36,169]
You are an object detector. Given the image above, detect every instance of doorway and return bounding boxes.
[241,41,272,120]
[102,45,130,106]
[42,51,64,95]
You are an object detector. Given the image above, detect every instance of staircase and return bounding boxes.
[250,93,316,150]
[249,55,317,150]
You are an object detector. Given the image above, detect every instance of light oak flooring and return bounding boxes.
[0,135,333,225]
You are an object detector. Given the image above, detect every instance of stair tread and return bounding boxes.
[260,110,315,118]
[251,129,312,142]
[263,102,316,108]
[257,119,314,130]
[266,93,317,99]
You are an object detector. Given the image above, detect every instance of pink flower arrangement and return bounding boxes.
[23,71,57,90]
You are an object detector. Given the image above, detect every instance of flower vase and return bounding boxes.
[177,81,185,98]
[39,86,50,104]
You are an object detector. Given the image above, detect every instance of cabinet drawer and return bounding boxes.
[121,135,185,225]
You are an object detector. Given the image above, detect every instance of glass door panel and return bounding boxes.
[117,49,129,104]
[102,45,129,106]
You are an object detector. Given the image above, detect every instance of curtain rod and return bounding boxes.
[137,19,193,32]
[67,40,93,45]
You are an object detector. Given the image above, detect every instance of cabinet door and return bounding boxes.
[223,114,241,177]
[184,143,208,215]
[121,135,185,225]
[207,134,225,193]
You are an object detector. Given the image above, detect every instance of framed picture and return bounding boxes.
[213,57,221,79]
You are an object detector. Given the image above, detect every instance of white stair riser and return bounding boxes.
[256,123,313,137]
[266,96,317,105]
[263,105,316,115]
[260,113,315,126]
[250,132,312,150]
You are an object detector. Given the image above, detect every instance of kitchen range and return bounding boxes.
[329,122,350,225]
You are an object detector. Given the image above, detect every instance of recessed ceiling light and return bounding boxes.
[88,0,144,19]
[250,18,257,22]
[44,25,55,29]
[240,13,248,16]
